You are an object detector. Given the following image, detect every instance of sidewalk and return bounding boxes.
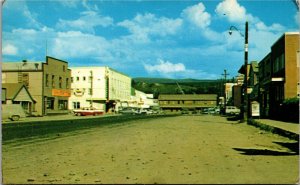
[248,118,299,141]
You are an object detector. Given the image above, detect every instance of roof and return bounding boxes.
[2,62,43,71]
[238,64,250,75]
[2,83,35,102]
[158,94,217,100]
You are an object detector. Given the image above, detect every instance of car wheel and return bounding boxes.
[11,115,20,121]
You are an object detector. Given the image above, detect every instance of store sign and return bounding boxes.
[52,89,71,97]
[251,101,260,117]
[74,89,84,97]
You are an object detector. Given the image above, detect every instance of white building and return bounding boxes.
[69,67,131,112]
[128,89,159,108]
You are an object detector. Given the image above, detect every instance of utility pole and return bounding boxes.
[228,21,249,122]
[244,21,249,121]
[222,69,229,113]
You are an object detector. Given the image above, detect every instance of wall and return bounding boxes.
[284,34,299,99]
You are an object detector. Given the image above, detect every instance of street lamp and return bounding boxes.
[228,21,249,122]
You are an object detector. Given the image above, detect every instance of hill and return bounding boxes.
[132,77,224,98]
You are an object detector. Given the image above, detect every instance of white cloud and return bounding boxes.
[144,58,219,79]
[118,13,182,43]
[57,0,81,8]
[215,0,247,23]
[56,11,113,33]
[181,2,211,29]
[51,31,112,59]
[2,44,18,55]
[144,59,186,73]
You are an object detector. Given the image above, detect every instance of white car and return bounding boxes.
[225,106,240,115]
[2,104,26,121]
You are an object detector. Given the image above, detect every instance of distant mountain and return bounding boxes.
[133,77,216,84]
[132,77,223,98]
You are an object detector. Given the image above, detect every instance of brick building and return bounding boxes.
[258,32,299,118]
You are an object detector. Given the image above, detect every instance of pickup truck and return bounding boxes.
[73,107,104,116]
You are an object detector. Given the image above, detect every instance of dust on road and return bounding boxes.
[2,115,299,184]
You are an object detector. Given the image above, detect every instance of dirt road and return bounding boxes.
[2,115,298,184]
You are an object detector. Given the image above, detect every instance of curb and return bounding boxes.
[248,119,299,141]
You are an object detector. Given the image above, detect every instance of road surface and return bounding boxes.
[2,115,298,184]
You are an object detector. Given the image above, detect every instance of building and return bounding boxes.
[158,94,218,112]
[68,67,131,113]
[2,83,36,115]
[128,89,159,109]
[2,56,71,116]
[258,32,299,119]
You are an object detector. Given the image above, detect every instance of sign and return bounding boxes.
[247,88,253,94]
[52,89,71,97]
[251,101,260,117]
[74,89,84,97]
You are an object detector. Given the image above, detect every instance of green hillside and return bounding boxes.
[132,77,225,98]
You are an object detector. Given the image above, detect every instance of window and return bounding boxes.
[76,77,79,81]
[45,74,49,87]
[88,88,93,95]
[52,75,55,88]
[83,76,86,81]
[73,102,80,109]
[63,65,66,72]
[71,77,74,83]
[59,76,62,88]
[279,53,285,70]
[46,97,55,110]
[22,73,29,87]
[66,78,69,89]
[58,100,68,110]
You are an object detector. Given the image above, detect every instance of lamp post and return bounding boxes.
[229,21,249,122]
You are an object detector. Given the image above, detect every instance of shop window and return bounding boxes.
[58,100,68,110]
[46,98,55,110]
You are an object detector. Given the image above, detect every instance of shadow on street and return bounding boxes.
[233,141,299,156]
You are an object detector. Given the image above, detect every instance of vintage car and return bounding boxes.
[2,104,26,121]
[73,107,104,116]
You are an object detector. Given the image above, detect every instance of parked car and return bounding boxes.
[181,108,189,114]
[73,107,104,116]
[119,107,139,115]
[225,106,240,115]
[2,104,26,121]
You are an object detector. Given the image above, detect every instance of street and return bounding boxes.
[2,115,298,184]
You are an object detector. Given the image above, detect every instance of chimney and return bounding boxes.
[22,60,27,66]
[34,63,39,70]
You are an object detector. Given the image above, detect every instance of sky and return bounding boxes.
[2,0,299,79]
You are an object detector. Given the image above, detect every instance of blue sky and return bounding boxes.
[2,0,299,79]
